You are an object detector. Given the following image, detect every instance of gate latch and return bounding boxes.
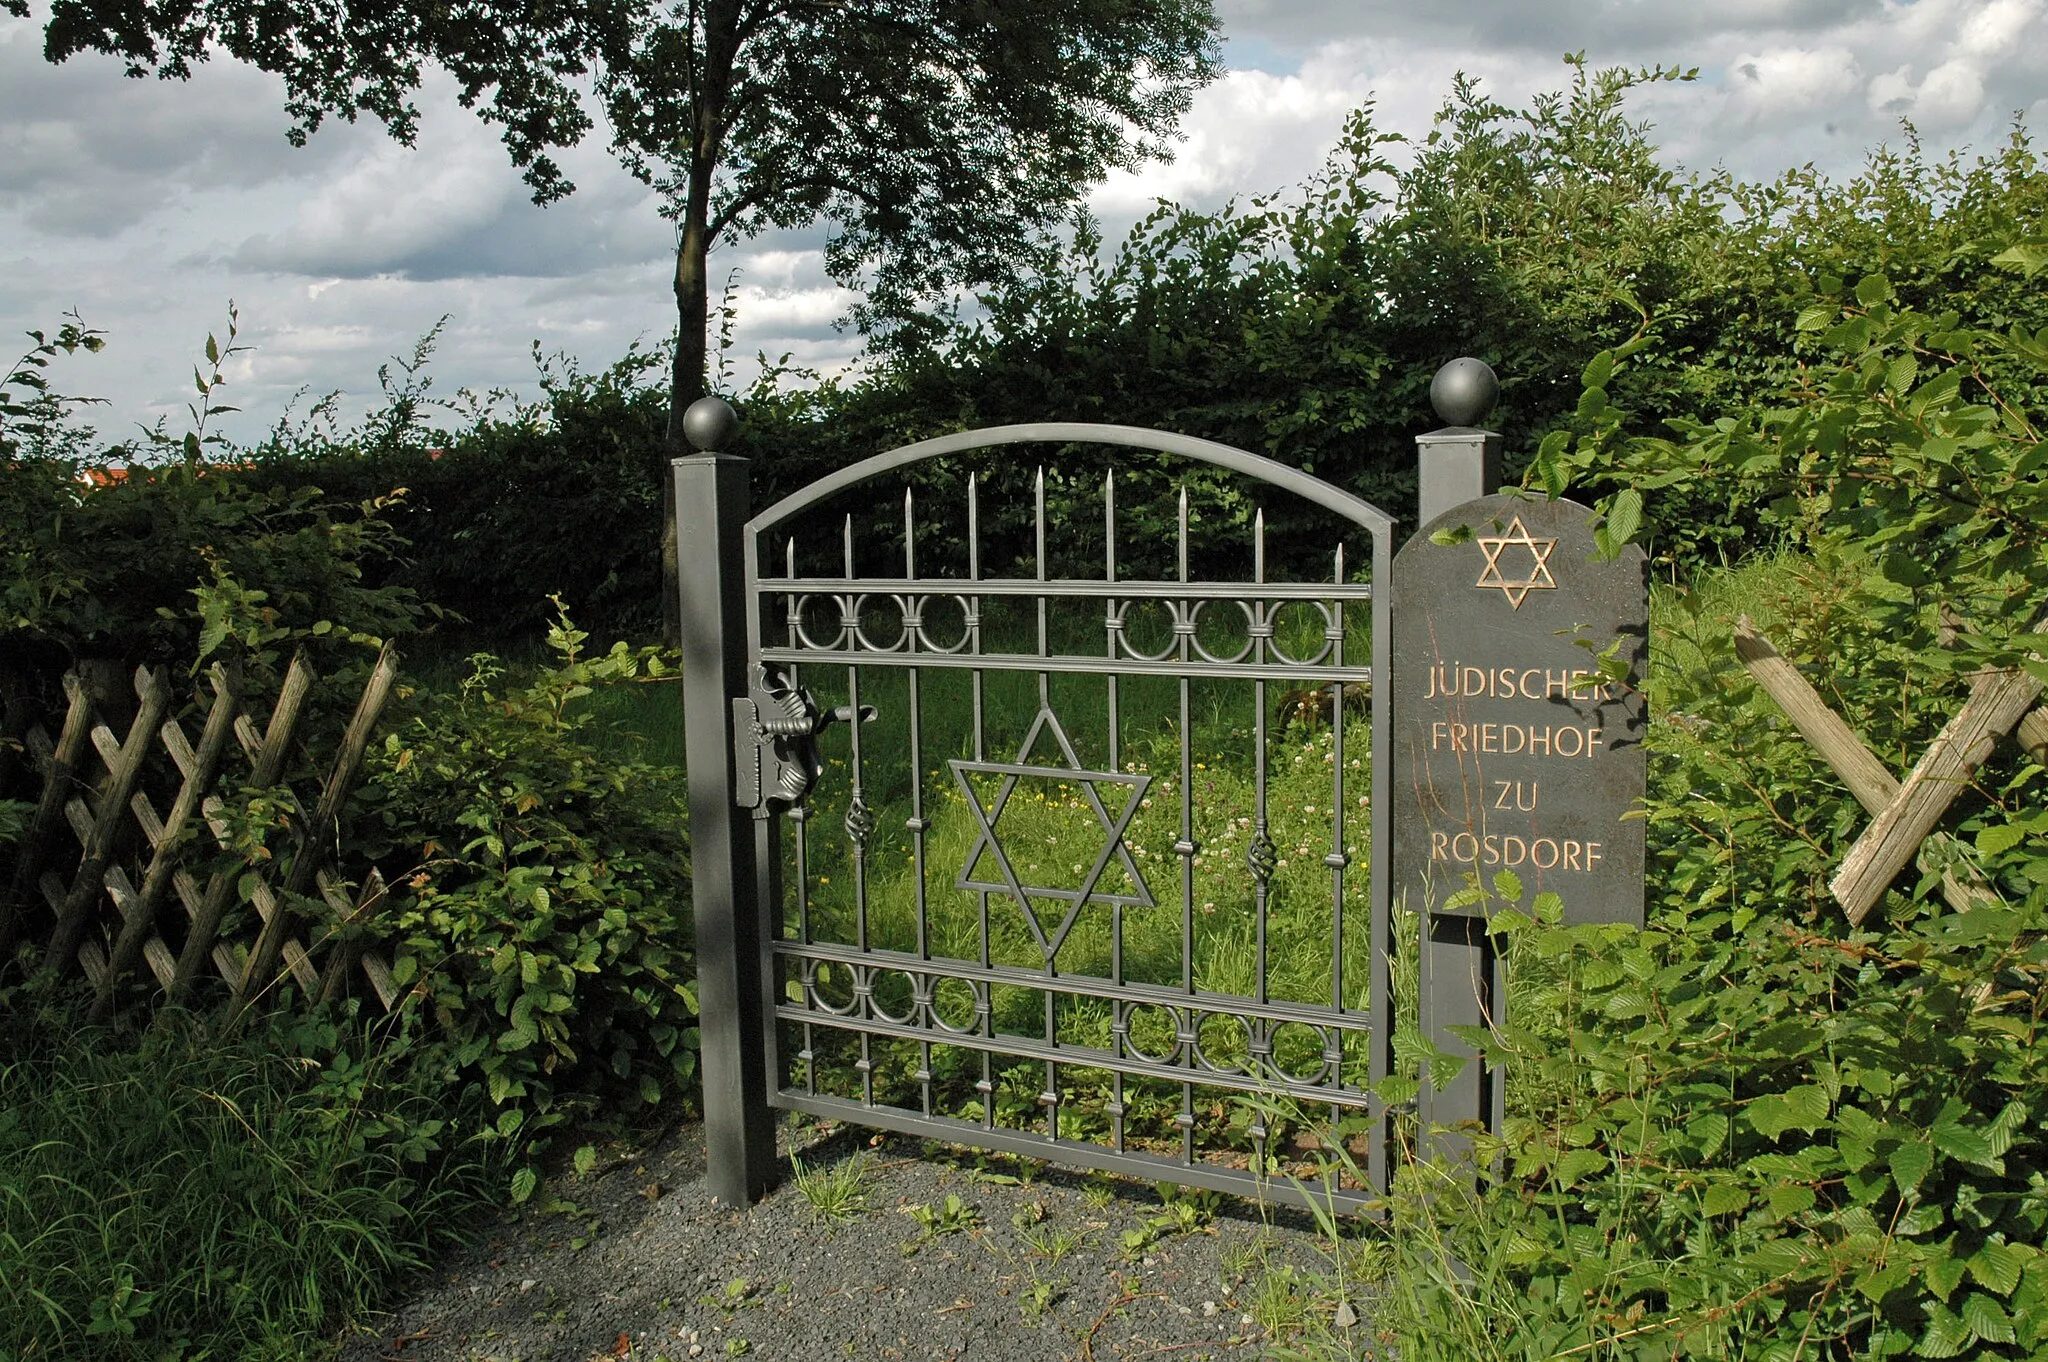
[733,664,874,811]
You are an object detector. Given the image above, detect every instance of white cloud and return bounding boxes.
[5,0,2048,447]
[1725,46,1862,124]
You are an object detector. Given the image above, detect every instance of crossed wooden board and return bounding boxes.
[1735,615,2048,926]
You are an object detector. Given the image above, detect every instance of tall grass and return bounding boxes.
[0,1000,499,1360]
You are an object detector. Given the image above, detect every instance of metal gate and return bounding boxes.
[677,416,1397,1212]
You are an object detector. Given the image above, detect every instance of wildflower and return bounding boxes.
[820,876,831,885]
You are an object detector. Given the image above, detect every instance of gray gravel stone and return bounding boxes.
[336,1116,1358,1361]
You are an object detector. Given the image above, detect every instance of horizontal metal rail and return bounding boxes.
[772,1091,1379,1217]
[756,647,1374,683]
[777,940,1370,1030]
[775,1003,1370,1107]
[762,577,1372,600]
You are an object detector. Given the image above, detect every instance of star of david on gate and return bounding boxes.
[1473,515,1559,608]
[950,708,1154,962]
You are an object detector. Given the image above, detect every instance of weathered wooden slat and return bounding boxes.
[42,667,173,974]
[0,677,95,960]
[104,864,141,917]
[130,791,167,851]
[248,877,278,923]
[317,868,388,1004]
[232,713,264,764]
[168,652,314,1004]
[200,794,230,846]
[161,716,198,782]
[89,722,123,772]
[2019,706,2048,764]
[360,950,398,1010]
[143,938,177,990]
[212,942,242,984]
[1737,617,1999,917]
[63,797,93,847]
[78,940,106,987]
[92,664,242,1020]
[1834,625,2048,924]
[39,871,64,912]
[315,869,354,917]
[26,724,53,767]
[281,938,318,991]
[173,869,203,920]
[1735,618,1897,808]
[235,643,398,1011]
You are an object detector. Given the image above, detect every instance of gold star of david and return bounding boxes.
[950,707,1154,963]
[1473,516,1559,608]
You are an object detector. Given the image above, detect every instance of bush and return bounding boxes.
[350,605,697,1196]
[240,338,672,645]
[1348,260,2048,1357]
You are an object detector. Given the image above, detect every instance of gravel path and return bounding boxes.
[338,1116,1370,1361]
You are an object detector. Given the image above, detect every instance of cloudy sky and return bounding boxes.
[2,0,2044,448]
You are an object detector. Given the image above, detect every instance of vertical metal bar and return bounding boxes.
[905,488,934,1120]
[969,474,994,1129]
[673,404,776,1205]
[786,539,816,1097]
[1254,511,1269,1008]
[1176,485,1196,1168]
[841,515,875,1108]
[1370,524,1395,1196]
[1104,470,1127,1153]
[1034,466,1058,1138]
[1329,544,1347,1145]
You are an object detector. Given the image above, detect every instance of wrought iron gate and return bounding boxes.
[678,416,1397,1212]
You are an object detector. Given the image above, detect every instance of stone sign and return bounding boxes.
[1392,493,1647,928]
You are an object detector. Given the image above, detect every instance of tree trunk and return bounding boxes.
[659,3,738,647]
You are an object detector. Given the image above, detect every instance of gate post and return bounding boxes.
[674,396,778,1205]
[1413,358,1507,1159]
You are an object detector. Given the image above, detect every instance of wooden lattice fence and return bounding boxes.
[0,646,400,1019]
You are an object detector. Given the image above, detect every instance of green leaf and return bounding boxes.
[510,1167,538,1204]
[1931,1109,2000,1170]
[1916,1303,1973,1358]
[1554,1148,1607,1188]
[1968,1241,2027,1296]
[1766,1182,1816,1219]
[573,1143,597,1175]
[1961,1291,2017,1344]
[1795,302,1837,333]
[1890,1139,1933,1194]
[1603,489,1642,550]
[1976,823,2028,856]
[1854,273,1892,306]
[1991,241,2048,278]
[1700,1182,1748,1216]
[1580,351,1614,389]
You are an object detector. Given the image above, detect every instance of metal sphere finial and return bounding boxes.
[1430,358,1499,428]
[682,395,738,452]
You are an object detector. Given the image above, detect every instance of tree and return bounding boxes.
[29,0,1222,629]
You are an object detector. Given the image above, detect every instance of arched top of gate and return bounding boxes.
[745,421,1397,541]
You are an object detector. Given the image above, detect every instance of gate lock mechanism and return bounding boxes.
[733,664,875,811]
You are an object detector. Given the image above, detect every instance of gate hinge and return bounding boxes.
[733,664,874,813]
